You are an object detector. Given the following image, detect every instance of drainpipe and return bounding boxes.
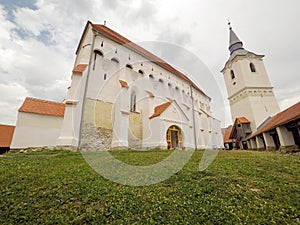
[77,30,97,150]
[190,84,197,150]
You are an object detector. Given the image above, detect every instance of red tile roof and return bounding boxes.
[19,97,65,117]
[72,64,88,73]
[65,100,78,105]
[0,124,15,147]
[222,125,235,143]
[78,21,209,100]
[149,102,172,119]
[119,80,129,88]
[249,101,300,138]
[236,117,250,124]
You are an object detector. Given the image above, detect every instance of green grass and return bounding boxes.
[0,150,299,224]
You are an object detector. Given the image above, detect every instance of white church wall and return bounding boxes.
[11,112,63,149]
[247,94,280,128]
[75,27,94,66]
[240,58,272,88]
[223,60,246,98]
[57,69,88,147]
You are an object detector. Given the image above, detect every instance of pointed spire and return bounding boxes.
[228,23,246,55]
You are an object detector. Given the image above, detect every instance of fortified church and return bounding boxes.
[10,21,223,150]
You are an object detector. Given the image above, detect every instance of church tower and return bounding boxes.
[221,24,280,132]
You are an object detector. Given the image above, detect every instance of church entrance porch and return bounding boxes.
[166,126,183,150]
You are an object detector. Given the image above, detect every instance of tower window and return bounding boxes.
[230,70,235,79]
[149,74,154,79]
[138,69,144,75]
[250,63,256,72]
[126,64,133,69]
[130,91,136,112]
[104,73,107,80]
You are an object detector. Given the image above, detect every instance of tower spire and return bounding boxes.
[228,23,247,56]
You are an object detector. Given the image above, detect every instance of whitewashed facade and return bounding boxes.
[57,21,223,150]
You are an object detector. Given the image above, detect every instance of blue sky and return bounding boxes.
[0,0,300,127]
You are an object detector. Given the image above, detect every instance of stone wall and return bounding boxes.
[80,123,112,150]
[80,98,113,150]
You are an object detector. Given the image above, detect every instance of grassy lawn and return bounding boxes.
[0,150,299,224]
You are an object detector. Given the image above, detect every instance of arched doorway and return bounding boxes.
[166,125,183,150]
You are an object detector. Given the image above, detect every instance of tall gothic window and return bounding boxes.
[230,70,235,79]
[250,63,256,72]
[130,91,136,112]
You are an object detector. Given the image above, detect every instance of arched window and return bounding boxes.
[111,58,119,64]
[230,70,235,79]
[138,69,144,75]
[130,91,136,112]
[94,49,103,56]
[126,64,133,69]
[158,78,163,83]
[149,74,154,79]
[250,63,256,72]
[104,74,107,80]
[93,49,103,70]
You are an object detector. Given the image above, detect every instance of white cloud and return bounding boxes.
[0,83,29,125]
[0,6,15,39]
[13,7,44,36]
[0,0,299,128]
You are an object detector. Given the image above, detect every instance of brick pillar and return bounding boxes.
[276,126,296,153]
[263,132,276,151]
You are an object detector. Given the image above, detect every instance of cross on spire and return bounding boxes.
[228,20,232,30]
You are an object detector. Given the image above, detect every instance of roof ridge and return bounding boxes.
[25,97,65,105]
[0,124,15,127]
[18,97,65,117]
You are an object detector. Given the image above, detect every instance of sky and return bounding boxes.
[0,0,299,127]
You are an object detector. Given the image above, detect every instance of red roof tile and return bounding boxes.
[149,102,172,119]
[249,101,300,138]
[119,80,129,88]
[19,97,65,117]
[65,100,78,105]
[222,125,235,143]
[0,124,15,147]
[79,21,209,100]
[236,117,250,124]
[72,64,88,73]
